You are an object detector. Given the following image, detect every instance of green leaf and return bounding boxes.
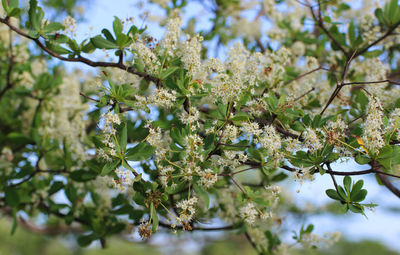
[113,16,123,35]
[9,0,19,8]
[8,7,22,17]
[150,203,158,233]
[44,22,64,33]
[378,145,393,159]
[352,189,367,202]
[363,50,383,58]
[194,184,210,209]
[388,0,398,22]
[125,143,155,161]
[77,234,94,247]
[90,35,118,49]
[350,180,364,199]
[48,181,64,194]
[119,123,127,152]
[348,20,356,46]
[5,188,19,207]
[28,0,39,30]
[343,176,352,193]
[45,41,72,55]
[337,186,347,200]
[2,0,11,13]
[271,172,288,182]
[101,29,116,42]
[160,67,179,80]
[253,197,270,207]
[70,170,98,182]
[116,33,129,47]
[375,8,386,25]
[11,210,18,235]
[101,159,121,176]
[348,204,364,214]
[81,41,95,53]
[6,132,33,146]
[326,189,342,201]
[355,154,371,165]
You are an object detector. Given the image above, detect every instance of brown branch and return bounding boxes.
[320,49,357,115]
[79,92,99,102]
[158,221,235,231]
[342,79,400,86]
[244,231,261,255]
[0,17,163,88]
[280,164,400,179]
[284,66,332,86]
[355,20,400,57]
[229,174,248,197]
[372,161,400,199]
[294,87,315,102]
[376,173,400,198]
[218,166,259,176]
[308,0,350,57]
[327,163,339,192]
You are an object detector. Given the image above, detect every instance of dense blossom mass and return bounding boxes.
[1,0,400,254]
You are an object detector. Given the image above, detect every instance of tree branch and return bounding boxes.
[0,17,163,88]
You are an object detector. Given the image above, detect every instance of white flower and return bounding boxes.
[303,128,323,152]
[362,96,385,151]
[240,202,258,225]
[198,169,218,189]
[161,16,182,56]
[176,197,198,222]
[259,125,281,155]
[62,16,77,35]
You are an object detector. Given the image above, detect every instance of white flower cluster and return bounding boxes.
[362,96,385,151]
[325,118,348,145]
[198,168,218,189]
[239,202,258,225]
[161,16,182,56]
[360,13,381,44]
[98,112,121,160]
[301,232,341,249]
[303,128,323,152]
[114,168,135,194]
[149,88,177,108]
[241,122,262,139]
[159,165,174,188]
[179,34,203,79]
[62,16,77,36]
[145,125,162,148]
[258,125,282,155]
[176,197,198,223]
[131,41,160,74]
[179,106,200,131]
[39,73,88,161]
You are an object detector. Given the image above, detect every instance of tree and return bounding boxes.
[1,0,400,254]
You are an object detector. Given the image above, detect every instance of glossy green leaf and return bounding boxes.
[90,35,118,49]
[194,184,210,209]
[101,159,121,176]
[125,143,155,161]
[326,189,342,201]
[113,16,123,35]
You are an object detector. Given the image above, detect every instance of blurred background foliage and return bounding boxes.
[0,217,398,255]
